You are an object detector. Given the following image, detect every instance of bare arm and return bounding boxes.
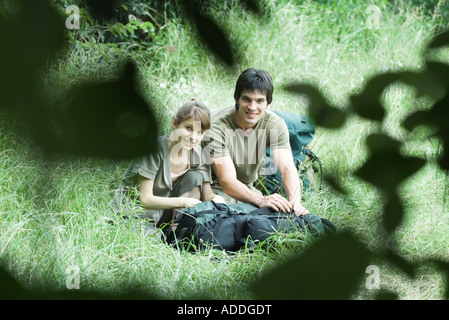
[138,176,200,210]
[272,148,309,216]
[201,181,225,203]
[211,156,292,212]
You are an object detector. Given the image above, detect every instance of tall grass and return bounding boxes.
[1,0,448,299]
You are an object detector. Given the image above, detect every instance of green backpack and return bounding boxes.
[163,201,336,252]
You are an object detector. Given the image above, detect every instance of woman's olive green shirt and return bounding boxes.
[111,135,211,220]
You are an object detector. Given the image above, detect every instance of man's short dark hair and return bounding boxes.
[233,68,274,105]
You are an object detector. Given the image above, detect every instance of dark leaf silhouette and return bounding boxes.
[374,289,398,300]
[365,133,402,154]
[0,0,65,111]
[284,83,346,128]
[250,232,372,299]
[84,0,124,20]
[55,61,159,159]
[402,109,434,131]
[350,71,424,122]
[0,0,158,160]
[383,193,404,235]
[0,267,34,299]
[239,0,264,16]
[0,0,66,156]
[403,96,449,170]
[427,28,449,49]
[414,62,449,95]
[383,248,417,278]
[180,0,234,66]
[439,144,449,170]
[355,134,425,193]
[323,174,347,194]
[0,264,160,300]
[355,134,425,234]
[1,0,448,301]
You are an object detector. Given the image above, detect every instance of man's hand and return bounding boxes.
[292,201,309,216]
[258,193,292,213]
[258,194,309,216]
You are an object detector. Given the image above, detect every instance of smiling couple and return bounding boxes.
[111,68,308,234]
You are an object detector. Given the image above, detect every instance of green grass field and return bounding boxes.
[1,0,449,299]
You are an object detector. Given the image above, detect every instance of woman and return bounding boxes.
[111,99,224,234]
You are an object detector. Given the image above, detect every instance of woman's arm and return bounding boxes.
[138,176,200,210]
[201,181,226,203]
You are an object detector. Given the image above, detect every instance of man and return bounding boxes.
[203,68,309,216]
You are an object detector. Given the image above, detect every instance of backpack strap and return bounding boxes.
[246,207,277,215]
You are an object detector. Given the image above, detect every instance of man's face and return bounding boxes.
[234,90,269,130]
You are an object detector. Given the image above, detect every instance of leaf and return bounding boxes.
[355,134,425,193]
[427,28,449,49]
[84,0,124,20]
[355,151,425,192]
[323,174,347,195]
[365,133,402,153]
[0,264,162,299]
[180,0,234,66]
[403,95,449,170]
[125,23,137,35]
[350,71,423,122]
[239,0,264,16]
[383,248,417,278]
[284,83,346,129]
[374,290,399,300]
[438,146,449,171]
[250,231,372,299]
[383,193,404,235]
[0,0,65,110]
[51,61,159,159]
[355,134,425,235]
[413,62,449,96]
[402,110,433,132]
[0,266,35,299]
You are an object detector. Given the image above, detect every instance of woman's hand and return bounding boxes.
[177,197,201,208]
[292,201,309,216]
[211,194,226,203]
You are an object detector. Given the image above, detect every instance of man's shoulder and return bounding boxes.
[210,105,235,130]
[265,109,281,120]
[260,109,288,128]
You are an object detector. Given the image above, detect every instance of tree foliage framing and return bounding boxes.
[0,0,449,300]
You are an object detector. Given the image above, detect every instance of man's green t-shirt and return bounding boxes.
[203,106,290,187]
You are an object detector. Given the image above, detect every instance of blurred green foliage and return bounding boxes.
[1,0,449,301]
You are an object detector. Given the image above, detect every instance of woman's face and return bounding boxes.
[172,118,205,150]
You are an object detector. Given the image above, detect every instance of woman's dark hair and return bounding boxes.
[174,99,211,132]
[233,68,274,105]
